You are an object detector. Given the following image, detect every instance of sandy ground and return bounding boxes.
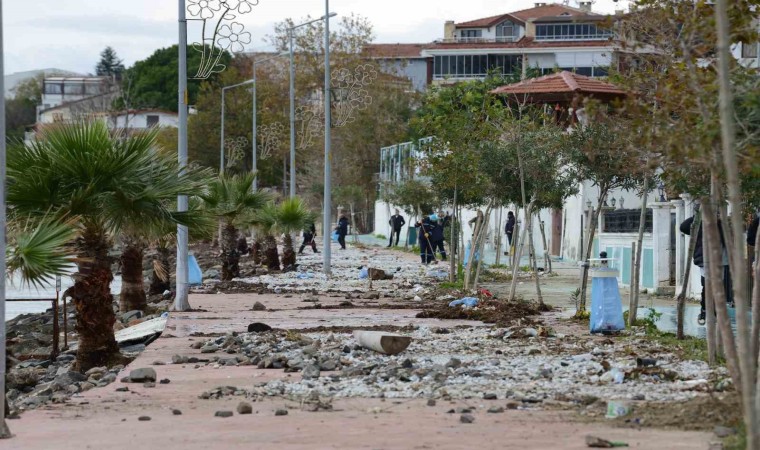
[4,245,717,449]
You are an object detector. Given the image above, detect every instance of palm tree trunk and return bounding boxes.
[252,237,263,265]
[149,245,171,295]
[71,225,121,372]
[119,240,147,312]
[282,234,296,268]
[265,235,280,271]
[221,222,240,281]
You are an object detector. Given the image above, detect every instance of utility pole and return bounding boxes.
[289,30,296,198]
[220,90,226,173]
[175,0,190,312]
[323,0,333,275]
[252,62,257,191]
[0,0,12,438]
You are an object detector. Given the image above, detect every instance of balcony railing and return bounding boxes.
[437,36,518,44]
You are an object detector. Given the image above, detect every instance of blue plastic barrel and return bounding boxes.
[589,267,625,333]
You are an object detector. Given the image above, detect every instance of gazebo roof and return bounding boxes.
[489,71,626,103]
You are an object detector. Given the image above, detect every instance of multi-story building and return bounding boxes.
[365,2,618,90]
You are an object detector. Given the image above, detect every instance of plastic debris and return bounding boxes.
[448,297,478,308]
[359,267,369,279]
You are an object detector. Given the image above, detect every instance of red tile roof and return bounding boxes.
[510,3,599,21]
[456,4,599,29]
[456,13,523,28]
[490,70,626,103]
[363,43,426,58]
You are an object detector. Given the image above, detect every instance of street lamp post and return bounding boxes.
[323,0,333,275]
[220,79,256,173]
[175,0,190,312]
[287,13,337,199]
[0,0,12,438]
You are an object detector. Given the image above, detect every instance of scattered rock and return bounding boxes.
[143,382,156,388]
[275,408,288,416]
[460,414,475,424]
[138,416,151,421]
[237,402,253,415]
[487,406,505,413]
[159,379,171,384]
[172,409,182,415]
[247,323,272,333]
[483,393,497,400]
[128,368,157,383]
[302,364,321,380]
[252,301,267,311]
[215,410,234,418]
[427,399,436,407]
[714,426,737,438]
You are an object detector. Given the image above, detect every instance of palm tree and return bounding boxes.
[7,121,204,371]
[6,216,77,287]
[274,197,314,268]
[199,173,270,281]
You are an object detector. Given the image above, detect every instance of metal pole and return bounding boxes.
[252,63,257,191]
[175,0,190,312]
[0,0,10,435]
[220,89,226,174]
[323,0,332,275]
[289,31,296,198]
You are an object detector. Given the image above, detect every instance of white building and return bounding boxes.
[365,3,618,90]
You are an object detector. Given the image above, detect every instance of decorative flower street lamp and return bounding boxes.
[176,0,258,312]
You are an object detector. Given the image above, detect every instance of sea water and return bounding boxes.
[4,272,122,321]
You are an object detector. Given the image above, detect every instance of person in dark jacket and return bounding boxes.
[415,216,435,264]
[430,215,447,260]
[504,211,516,254]
[387,209,406,247]
[680,213,731,325]
[336,213,349,250]
[299,221,318,254]
[749,212,759,248]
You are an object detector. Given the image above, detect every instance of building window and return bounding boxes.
[433,54,520,79]
[63,83,85,95]
[742,42,758,58]
[146,115,160,128]
[459,29,482,40]
[44,83,62,95]
[603,209,653,233]
[495,21,516,42]
[535,23,612,41]
[84,83,103,95]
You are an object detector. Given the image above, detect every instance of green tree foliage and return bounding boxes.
[5,74,45,142]
[123,45,230,112]
[95,46,125,79]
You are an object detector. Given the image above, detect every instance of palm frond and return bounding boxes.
[6,217,77,288]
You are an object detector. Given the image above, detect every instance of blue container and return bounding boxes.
[590,268,625,333]
[188,255,202,286]
[408,227,417,245]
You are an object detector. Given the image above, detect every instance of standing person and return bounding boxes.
[299,221,318,254]
[681,212,731,325]
[415,215,435,264]
[504,211,516,254]
[337,212,349,250]
[387,209,406,247]
[431,215,447,260]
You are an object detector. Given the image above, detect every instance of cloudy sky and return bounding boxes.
[4,0,628,75]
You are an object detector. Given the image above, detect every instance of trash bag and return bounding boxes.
[462,242,480,266]
[359,267,369,279]
[449,297,478,308]
[188,255,202,285]
[296,272,314,279]
[331,230,339,242]
[590,268,625,333]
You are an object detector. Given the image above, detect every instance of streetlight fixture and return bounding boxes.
[658,181,666,202]
[252,52,287,191]
[220,79,256,173]
[287,12,338,199]
[610,197,616,208]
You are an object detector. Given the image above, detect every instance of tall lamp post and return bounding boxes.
[323,0,334,275]
[220,79,256,174]
[0,0,11,438]
[175,0,190,312]
[287,13,337,198]
[252,53,287,191]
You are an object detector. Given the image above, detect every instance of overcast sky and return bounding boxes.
[4,0,628,75]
